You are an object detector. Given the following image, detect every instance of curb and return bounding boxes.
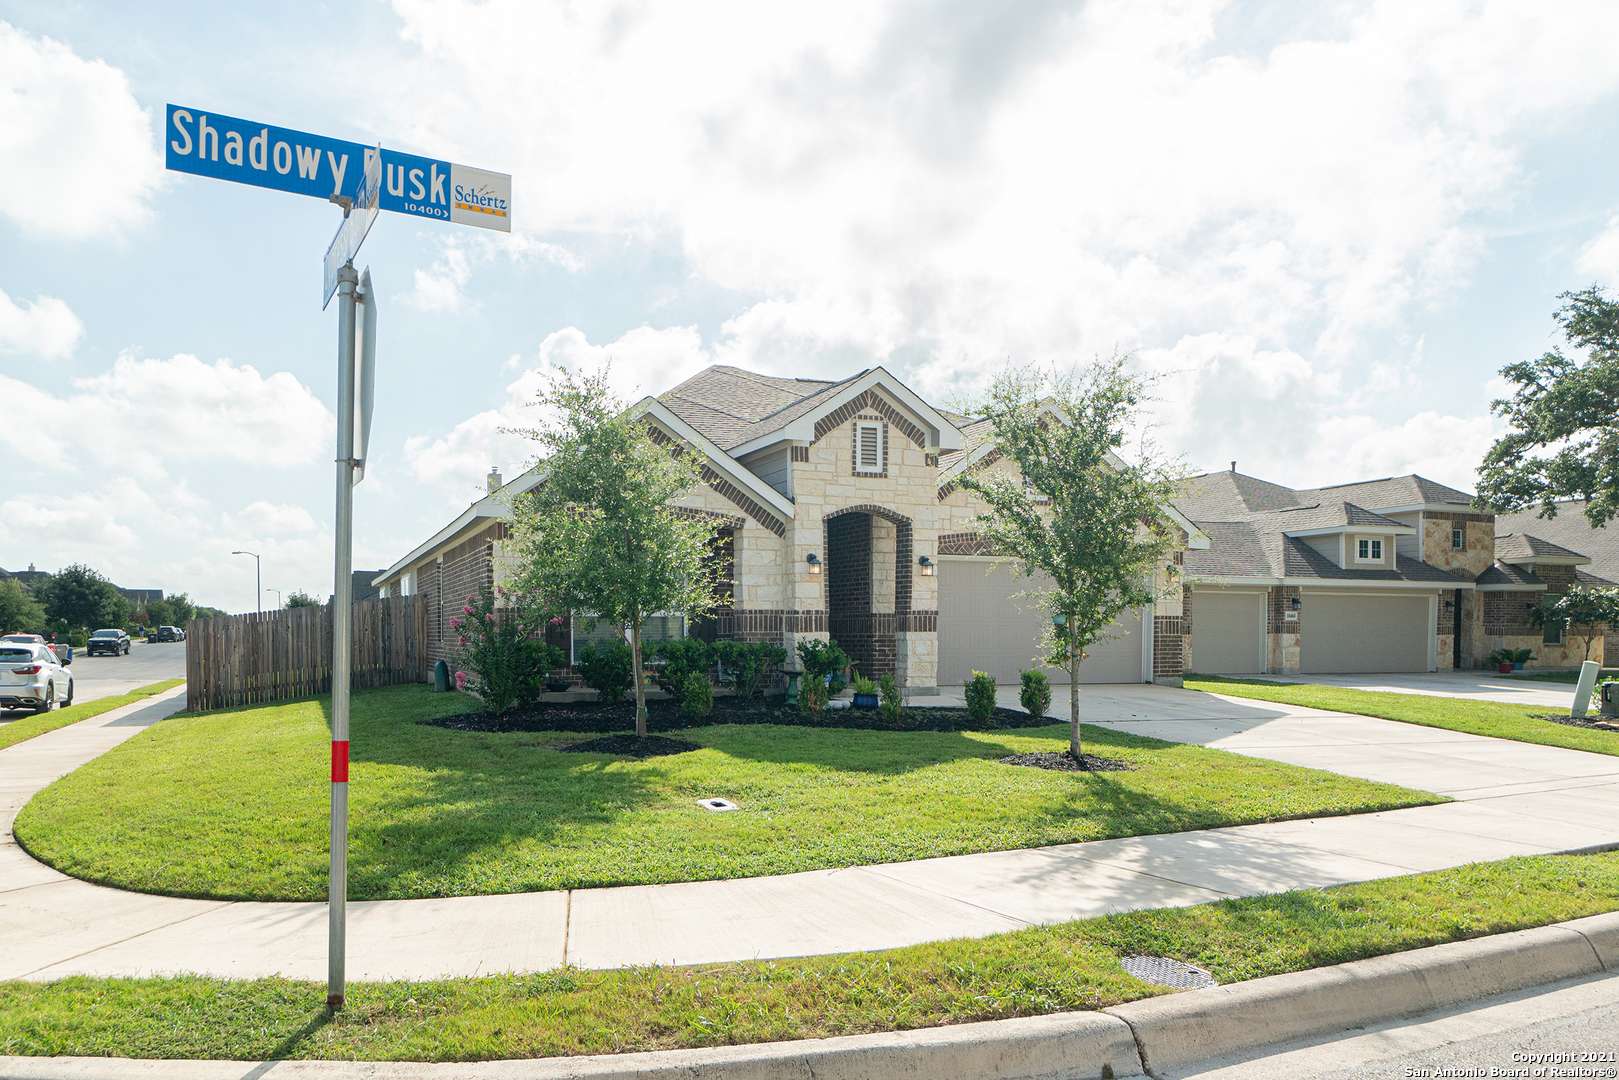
[1104,910,1619,1077]
[4,911,1618,1080]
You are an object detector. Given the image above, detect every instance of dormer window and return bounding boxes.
[1355,538,1383,563]
[854,421,885,475]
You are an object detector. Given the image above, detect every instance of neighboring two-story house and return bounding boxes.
[1175,470,1614,675]
[374,364,1205,693]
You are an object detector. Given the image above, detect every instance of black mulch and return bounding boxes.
[559,734,701,758]
[423,697,1054,735]
[1539,713,1619,733]
[999,750,1135,773]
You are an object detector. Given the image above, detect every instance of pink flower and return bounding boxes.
[448,616,463,630]
[548,615,564,626]
[454,670,469,690]
[457,635,469,647]
[462,605,474,616]
[465,595,475,604]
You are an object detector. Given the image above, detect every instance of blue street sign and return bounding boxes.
[164,104,511,232]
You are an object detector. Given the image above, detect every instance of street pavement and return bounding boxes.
[3,682,1618,981]
[1256,670,1579,709]
[1173,971,1619,1078]
[59,640,186,704]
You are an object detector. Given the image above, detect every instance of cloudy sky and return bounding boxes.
[3,1,1619,613]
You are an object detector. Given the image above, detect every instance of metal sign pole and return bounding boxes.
[328,259,359,1012]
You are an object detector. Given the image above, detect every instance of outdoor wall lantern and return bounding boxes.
[806,552,822,575]
[918,555,935,576]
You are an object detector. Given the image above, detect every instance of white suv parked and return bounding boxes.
[0,641,75,713]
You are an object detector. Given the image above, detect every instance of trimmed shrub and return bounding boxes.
[452,587,558,714]
[679,671,713,718]
[878,673,902,723]
[713,640,787,700]
[965,670,997,725]
[577,640,634,704]
[1019,669,1052,719]
[650,638,712,694]
[796,638,850,716]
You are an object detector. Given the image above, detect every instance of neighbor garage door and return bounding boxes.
[937,560,1143,685]
[1300,592,1432,674]
[1189,589,1266,674]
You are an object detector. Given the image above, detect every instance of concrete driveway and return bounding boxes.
[1254,671,1577,709]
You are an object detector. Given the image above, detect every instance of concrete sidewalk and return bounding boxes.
[1248,670,1578,709]
[3,683,1618,983]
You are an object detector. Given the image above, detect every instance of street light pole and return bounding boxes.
[231,550,262,615]
[268,588,283,609]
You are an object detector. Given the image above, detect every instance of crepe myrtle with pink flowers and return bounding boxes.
[451,585,561,714]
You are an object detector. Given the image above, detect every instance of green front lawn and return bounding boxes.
[14,683,1439,901]
[1185,676,1619,757]
[1502,667,1618,684]
[2,852,1616,1062]
[0,680,184,752]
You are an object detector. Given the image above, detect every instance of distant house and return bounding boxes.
[330,570,384,607]
[1176,469,1615,675]
[119,587,165,607]
[0,564,50,591]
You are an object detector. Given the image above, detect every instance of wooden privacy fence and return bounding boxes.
[185,595,429,711]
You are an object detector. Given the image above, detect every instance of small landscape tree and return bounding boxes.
[285,590,321,609]
[960,359,1181,762]
[1532,585,1619,664]
[507,367,723,737]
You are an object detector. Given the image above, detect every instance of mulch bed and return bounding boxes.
[423,697,1054,735]
[1539,713,1619,733]
[999,750,1134,773]
[559,734,701,758]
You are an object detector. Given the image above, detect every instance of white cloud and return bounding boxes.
[0,287,83,359]
[0,21,163,239]
[381,0,1619,479]
[0,352,333,481]
[1577,214,1619,289]
[404,324,713,505]
[231,500,319,537]
[404,239,473,312]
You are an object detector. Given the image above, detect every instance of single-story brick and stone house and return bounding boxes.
[1175,469,1615,675]
[373,364,1207,692]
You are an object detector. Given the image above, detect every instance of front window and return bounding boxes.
[1451,527,1464,550]
[1542,617,1566,645]
[1356,538,1383,562]
[570,614,687,663]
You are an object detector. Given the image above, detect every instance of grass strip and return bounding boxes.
[13,684,1439,901]
[1,852,1616,1062]
[1186,676,1619,756]
[0,680,183,753]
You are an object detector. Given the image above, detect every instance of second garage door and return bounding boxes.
[1188,589,1266,674]
[1300,592,1432,674]
[937,560,1143,685]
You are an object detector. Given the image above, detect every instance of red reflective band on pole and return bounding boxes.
[331,740,350,783]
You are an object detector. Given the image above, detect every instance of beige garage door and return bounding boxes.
[1301,592,1431,674]
[1189,589,1266,674]
[937,560,1143,685]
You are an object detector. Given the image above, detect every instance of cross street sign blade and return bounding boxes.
[323,148,382,308]
[353,267,377,486]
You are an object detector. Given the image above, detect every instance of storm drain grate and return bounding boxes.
[697,798,738,812]
[1120,955,1217,989]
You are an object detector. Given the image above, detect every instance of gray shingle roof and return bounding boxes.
[1183,521,1276,579]
[1279,540,1467,584]
[1297,475,1474,510]
[1269,501,1410,532]
[1173,470,1306,521]
[1495,501,1619,582]
[1494,532,1589,563]
[658,365,872,451]
[1477,563,1544,588]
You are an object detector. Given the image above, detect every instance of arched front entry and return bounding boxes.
[822,505,912,678]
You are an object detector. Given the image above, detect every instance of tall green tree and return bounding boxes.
[508,368,723,736]
[0,579,46,633]
[284,590,321,609]
[1476,286,1619,526]
[960,360,1182,762]
[36,564,127,632]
